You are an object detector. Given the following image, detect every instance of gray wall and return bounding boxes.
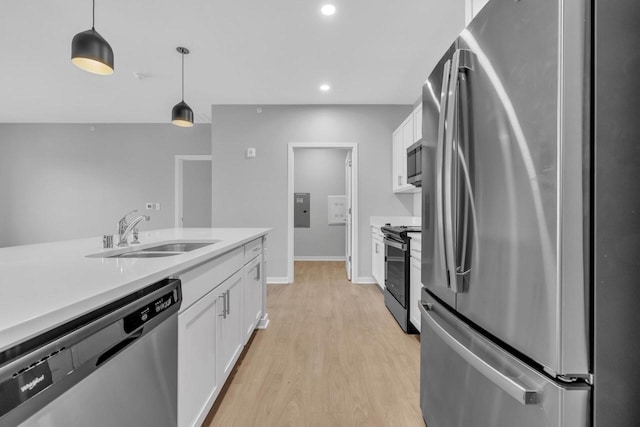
[0,124,211,247]
[294,148,347,259]
[211,105,415,280]
[183,160,212,227]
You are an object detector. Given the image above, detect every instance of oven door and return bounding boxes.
[384,237,408,307]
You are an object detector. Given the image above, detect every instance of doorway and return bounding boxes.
[287,142,359,284]
[174,155,212,227]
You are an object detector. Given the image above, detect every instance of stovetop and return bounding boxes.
[381,223,422,241]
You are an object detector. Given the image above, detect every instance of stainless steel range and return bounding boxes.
[381,224,421,334]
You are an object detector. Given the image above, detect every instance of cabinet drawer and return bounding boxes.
[179,247,244,312]
[244,238,263,263]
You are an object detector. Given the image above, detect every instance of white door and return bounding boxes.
[182,160,212,227]
[344,151,352,280]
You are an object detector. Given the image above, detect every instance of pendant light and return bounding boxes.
[172,47,194,128]
[71,0,114,75]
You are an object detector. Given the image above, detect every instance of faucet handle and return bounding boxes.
[118,209,138,223]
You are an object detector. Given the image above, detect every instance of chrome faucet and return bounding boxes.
[117,210,150,247]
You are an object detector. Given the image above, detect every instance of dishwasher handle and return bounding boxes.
[96,330,143,367]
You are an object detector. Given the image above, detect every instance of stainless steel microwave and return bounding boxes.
[407,140,422,187]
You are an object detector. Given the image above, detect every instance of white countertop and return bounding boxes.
[370,216,422,229]
[0,228,270,353]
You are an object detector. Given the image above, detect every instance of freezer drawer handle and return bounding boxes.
[420,302,538,405]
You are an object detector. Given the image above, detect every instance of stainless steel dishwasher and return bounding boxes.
[0,278,181,427]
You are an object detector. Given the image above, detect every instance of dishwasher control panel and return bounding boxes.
[123,288,180,333]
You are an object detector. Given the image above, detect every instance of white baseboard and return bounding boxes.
[355,276,377,284]
[293,256,346,261]
[257,313,270,329]
[267,276,289,284]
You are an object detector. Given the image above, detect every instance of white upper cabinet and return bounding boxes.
[413,103,423,143]
[392,104,422,194]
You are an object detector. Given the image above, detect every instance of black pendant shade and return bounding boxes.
[71,28,114,75]
[172,101,194,128]
[71,0,113,75]
[172,47,194,127]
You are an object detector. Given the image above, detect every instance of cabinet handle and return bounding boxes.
[375,243,379,254]
[226,290,231,315]
[218,294,227,319]
[255,263,261,281]
[253,247,260,252]
[398,175,402,186]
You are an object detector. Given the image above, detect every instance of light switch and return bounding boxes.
[246,148,256,158]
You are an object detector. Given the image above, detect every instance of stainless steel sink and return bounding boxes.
[86,239,221,259]
[113,252,181,258]
[140,242,218,252]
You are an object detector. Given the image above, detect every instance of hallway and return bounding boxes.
[205,261,423,427]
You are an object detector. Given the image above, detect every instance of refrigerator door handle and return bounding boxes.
[420,301,538,405]
[443,50,462,293]
[455,71,473,278]
[435,59,452,289]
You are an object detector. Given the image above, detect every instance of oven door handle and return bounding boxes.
[384,238,407,251]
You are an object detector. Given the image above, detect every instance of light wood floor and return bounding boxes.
[203,261,424,427]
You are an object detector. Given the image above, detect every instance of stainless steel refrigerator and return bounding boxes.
[419,0,640,426]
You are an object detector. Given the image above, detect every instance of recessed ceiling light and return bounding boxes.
[320,84,331,92]
[321,4,336,16]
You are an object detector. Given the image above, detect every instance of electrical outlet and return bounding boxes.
[145,203,153,210]
[246,147,256,158]
[155,203,161,211]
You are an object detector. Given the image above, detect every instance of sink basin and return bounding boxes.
[140,242,218,252]
[114,252,180,258]
[86,239,221,259]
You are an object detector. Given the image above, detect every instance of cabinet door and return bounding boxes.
[217,270,244,384]
[372,235,385,286]
[376,237,386,287]
[402,114,414,153]
[371,234,378,282]
[392,127,404,192]
[178,290,219,427]
[409,256,422,332]
[413,104,423,142]
[242,256,262,344]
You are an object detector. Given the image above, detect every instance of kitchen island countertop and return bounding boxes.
[0,227,270,353]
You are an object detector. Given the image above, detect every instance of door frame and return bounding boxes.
[287,142,359,283]
[174,155,213,228]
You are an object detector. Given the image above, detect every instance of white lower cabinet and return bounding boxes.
[178,289,219,427]
[216,271,243,383]
[371,236,384,288]
[409,255,422,332]
[177,238,265,427]
[242,255,263,344]
[371,229,385,287]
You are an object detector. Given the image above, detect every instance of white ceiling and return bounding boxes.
[0,0,464,123]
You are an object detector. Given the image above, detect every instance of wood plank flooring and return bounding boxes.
[203,261,424,427]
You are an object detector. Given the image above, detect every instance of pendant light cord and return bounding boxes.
[181,53,185,102]
[92,0,95,30]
